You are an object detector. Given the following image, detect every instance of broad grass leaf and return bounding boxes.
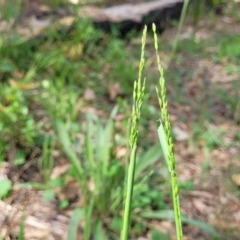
[85,108,117,194]
[68,208,84,240]
[219,35,240,60]
[13,150,26,165]
[55,120,71,151]
[135,143,162,178]
[15,182,47,190]
[141,210,221,237]
[85,113,95,165]
[48,177,64,188]
[94,219,108,240]
[181,216,221,238]
[84,198,95,240]
[157,123,171,172]
[0,59,16,72]
[0,179,12,198]
[18,217,25,240]
[43,189,55,203]
[151,230,170,240]
[55,120,83,180]
[98,106,118,176]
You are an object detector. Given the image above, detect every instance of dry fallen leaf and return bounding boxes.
[57,16,75,26]
[108,83,122,101]
[83,88,96,102]
[232,174,240,186]
[172,126,188,141]
[9,80,39,90]
[0,227,8,239]
[192,198,214,216]
[233,211,240,222]
[24,228,51,239]
[62,43,84,61]
[115,146,127,159]
[189,190,214,200]
[210,218,240,230]
[50,164,70,180]
[150,220,173,235]
[63,181,80,201]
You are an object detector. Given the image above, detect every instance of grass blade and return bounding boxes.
[121,25,147,240]
[18,217,25,240]
[153,22,183,240]
[93,219,108,240]
[141,210,221,238]
[55,120,83,179]
[85,113,95,169]
[101,106,118,177]
[157,123,170,172]
[151,230,170,240]
[135,143,162,178]
[84,198,94,240]
[68,208,84,240]
[170,0,190,62]
[55,120,89,204]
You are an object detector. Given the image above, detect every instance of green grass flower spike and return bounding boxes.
[153,23,183,240]
[121,25,147,240]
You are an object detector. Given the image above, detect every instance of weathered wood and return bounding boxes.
[79,0,183,35]
[6,0,183,41]
[80,0,183,23]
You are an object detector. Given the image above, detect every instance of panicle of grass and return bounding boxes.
[121,25,147,240]
[152,23,183,240]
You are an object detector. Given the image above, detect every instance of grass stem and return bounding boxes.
[153,23,183,240]
[121,26,147,240]
[169,0,190,66]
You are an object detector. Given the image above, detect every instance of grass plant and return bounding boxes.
[56,107,125,239]
[121,24,221,240]
[121,26,147,240]
[170,0,190,65]
[153,23,183,240]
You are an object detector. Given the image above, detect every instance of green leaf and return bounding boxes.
[18,217,25,240]
[68,208,84,240]
[16,182,47,190]
[151,230,170,240]
[93,219,108,240]
[0,179,12,198]
[141,210,221,237]
[178,180,194,191]
[157,123,170,172]
[111,216,122,232]
[85,113,95,167]
[48,177,64,188]
[14,150,26,165]
[0,0,22,21]
[43,190,55,203]
[135,143,162,178]
[55,120,84,181]
[0,59,16,72]
[59,200,69,209]
[84,198,94,240]
[55,120,71,151]
[100,106,118,176]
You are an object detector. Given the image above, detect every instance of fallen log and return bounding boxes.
[5,0,183,41]
[79,0,184,35]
